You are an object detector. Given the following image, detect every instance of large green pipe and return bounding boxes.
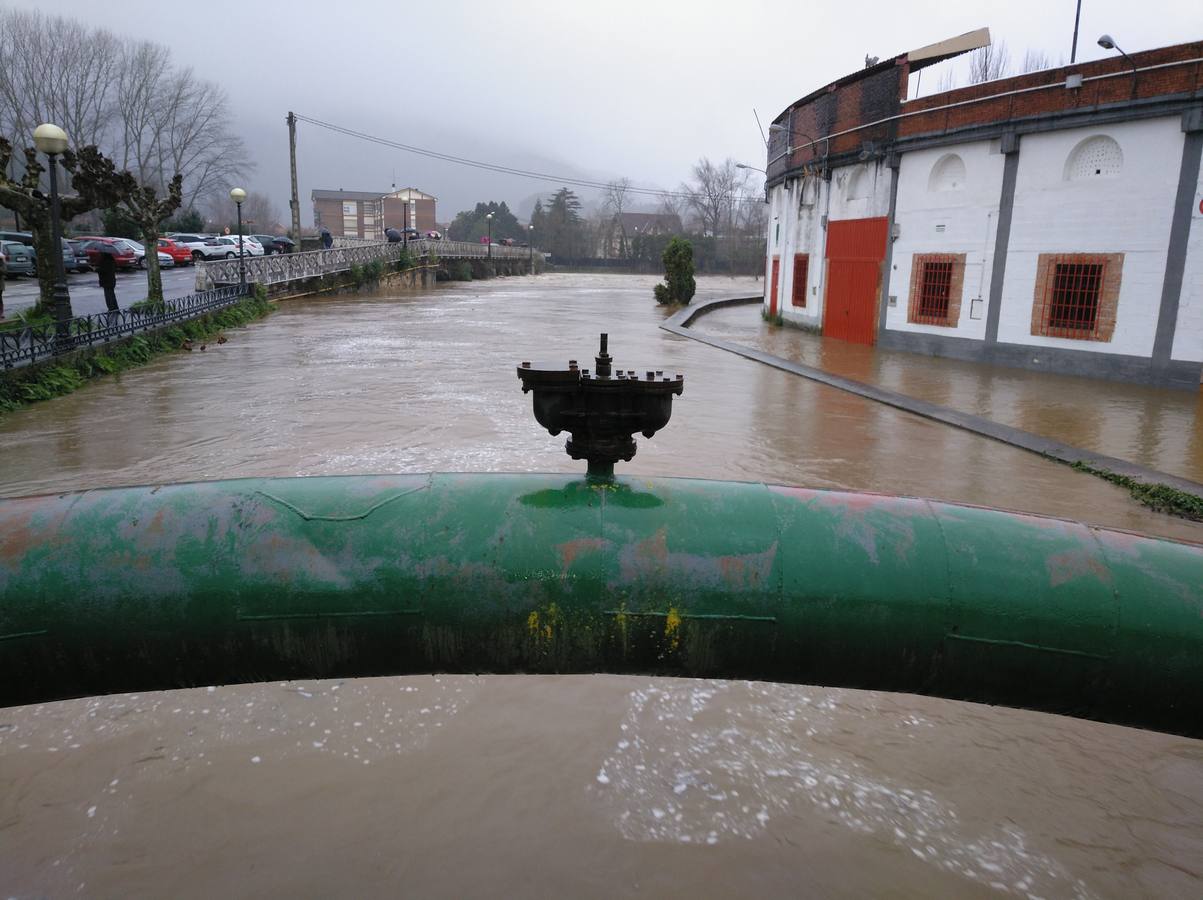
[1,474,1200,736]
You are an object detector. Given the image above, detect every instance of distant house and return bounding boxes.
[312,187,438,239]
[604,212,683,257]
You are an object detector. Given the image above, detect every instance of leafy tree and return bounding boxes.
[654,237,696,305]
[447,201,523,243]
[101,206,142,239]
[540,187,587,259]
[0,137,128,315]
[164,208,203,233]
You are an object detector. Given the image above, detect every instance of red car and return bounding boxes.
[78,238,138,269]
[157,237,192,266]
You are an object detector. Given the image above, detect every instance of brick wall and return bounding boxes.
[897,43,1202,139]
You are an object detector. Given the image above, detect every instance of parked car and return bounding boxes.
[214,235,263,258]
[252,234,294,255]
[156,250,175,268]
[78,238,138,269]
[166,234,229,262]
[1,240,35,276]
[156,237,192,266]
[0,230,34,247]
[65,239,90,273]
[110,238,149,268]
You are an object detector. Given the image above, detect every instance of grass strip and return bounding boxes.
[1069,461,1203,522]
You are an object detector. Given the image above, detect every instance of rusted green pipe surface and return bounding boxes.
[1,474,1201,736]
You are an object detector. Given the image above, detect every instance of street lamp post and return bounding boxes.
[1098,35,1139,96]
[229,187,247,290]
[528,224,534,273]
[735,163,766,174]
[486,212,494,260]
[32,124,71,347]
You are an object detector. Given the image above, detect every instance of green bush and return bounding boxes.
[450,261,473,281]
[654,237,696,305]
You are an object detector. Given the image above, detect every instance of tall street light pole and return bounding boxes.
[230,187,247,291]
[33,124,72,348]
[528,224,534,274]
[486,212,493,260]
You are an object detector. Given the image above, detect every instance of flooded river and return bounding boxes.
[2,274,1201,897]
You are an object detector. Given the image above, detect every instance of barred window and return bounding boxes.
[907,253,965,327]
[791,254,809,307]
[1031,254,1121,340]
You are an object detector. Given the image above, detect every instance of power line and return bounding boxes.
[293,113,766,205]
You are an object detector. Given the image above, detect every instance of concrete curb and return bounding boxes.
[662,295,1203,501]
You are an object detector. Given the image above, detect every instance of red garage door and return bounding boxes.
[769,256,780,318]
[823,218,888,345]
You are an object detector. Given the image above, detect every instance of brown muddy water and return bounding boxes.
[696,305,1203,486]
[1,274,1201,897]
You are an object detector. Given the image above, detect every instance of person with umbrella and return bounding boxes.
[96,245,118,312]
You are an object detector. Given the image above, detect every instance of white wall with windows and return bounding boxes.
[1171,156,1203,363]
[997,118,1184,356]
[887,141,1005,339]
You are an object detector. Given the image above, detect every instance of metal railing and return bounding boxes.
[0,285,249,370]
[197,239,540,288]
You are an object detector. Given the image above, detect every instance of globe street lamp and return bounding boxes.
[528,224,534,273]
[229,187,247,290]
[32,123,71,346]
[485,211,494,260]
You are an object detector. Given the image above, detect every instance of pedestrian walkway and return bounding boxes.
[665,297,1203,499]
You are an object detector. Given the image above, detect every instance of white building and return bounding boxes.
[762,30,1203,388]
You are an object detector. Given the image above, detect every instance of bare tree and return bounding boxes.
[0,8,251,228]
[0,9,121,152]
[1020,49,1063,73]
[657,191,686,225]
[151,69,251,213]
[968,40,1012,84]
[684,158,748,238]
[243,191,281,231]
[602,178,632,258]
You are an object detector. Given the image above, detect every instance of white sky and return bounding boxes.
[26,0,1203,221]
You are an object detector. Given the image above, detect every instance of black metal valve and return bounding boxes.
[517,333,684,480]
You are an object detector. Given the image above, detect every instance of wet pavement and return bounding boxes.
[696,306,1203,486]
[1,264,200,319]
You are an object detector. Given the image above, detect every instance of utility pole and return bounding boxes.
[287,112,301,247]
[1070,0,1082,63]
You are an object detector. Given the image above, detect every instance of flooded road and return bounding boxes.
[697,304,1203,486]
[2,274,1201,897]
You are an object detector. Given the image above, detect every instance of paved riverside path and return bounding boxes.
[1,266,200,319]
[663,297,1203,502]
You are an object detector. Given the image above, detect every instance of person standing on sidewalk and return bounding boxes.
[97,250,118,312]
